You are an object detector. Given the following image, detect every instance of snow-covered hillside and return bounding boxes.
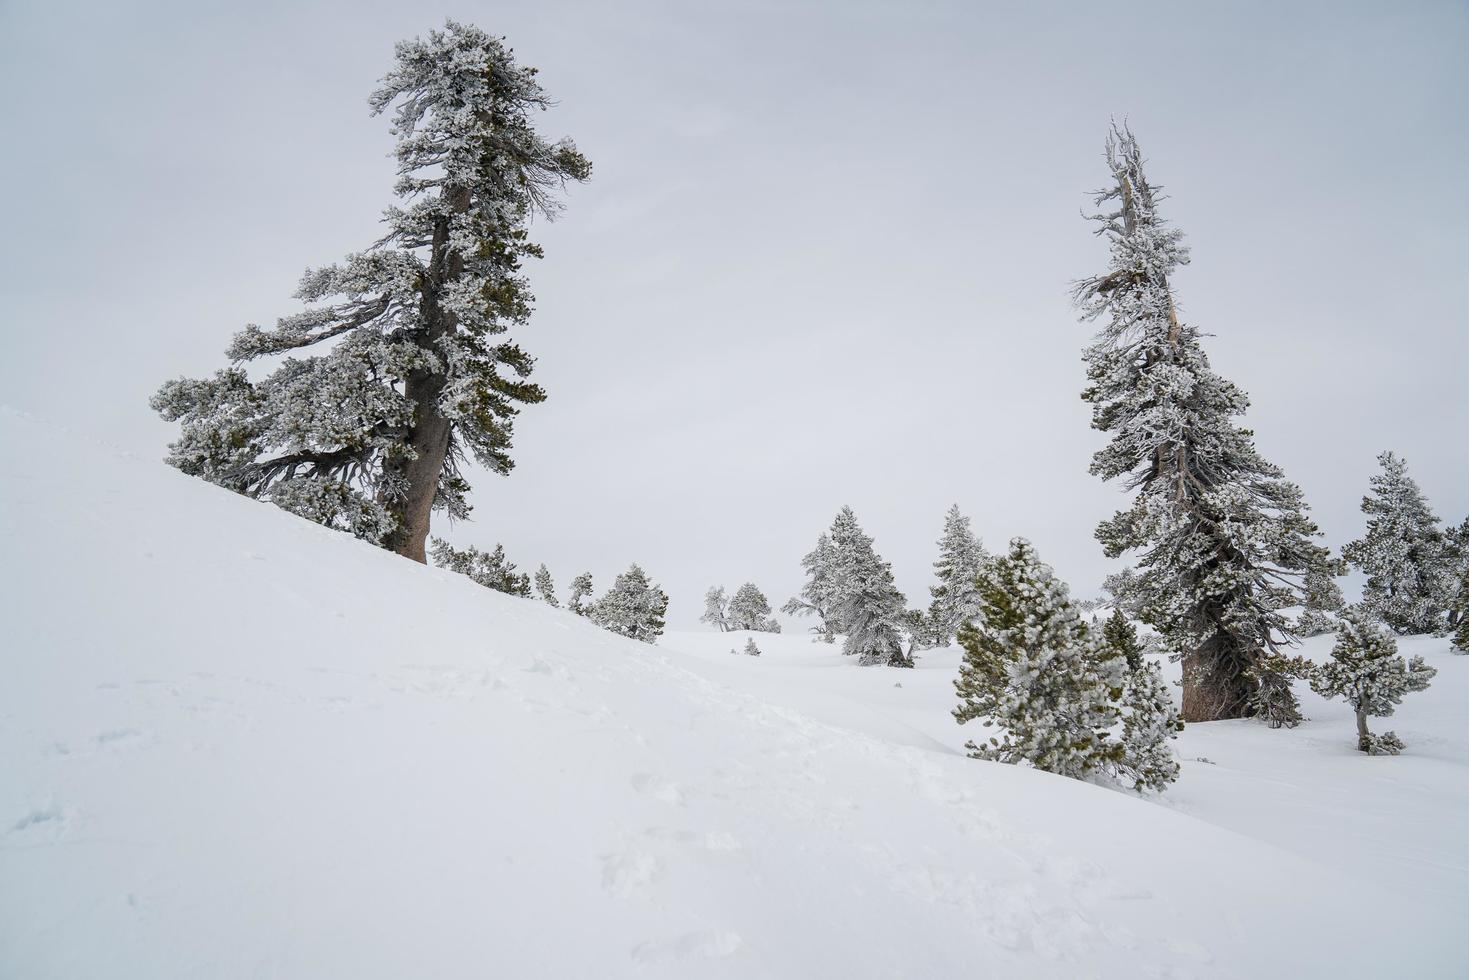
[1,409,1462,979]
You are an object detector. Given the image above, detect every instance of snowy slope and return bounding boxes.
[0,408,1460,979]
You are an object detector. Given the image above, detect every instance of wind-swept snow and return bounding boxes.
[1,409,1461,978]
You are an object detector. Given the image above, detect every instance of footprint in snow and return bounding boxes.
[630,931,743,964]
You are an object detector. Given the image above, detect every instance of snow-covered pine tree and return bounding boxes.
[591,564,668,643]
[953,538,1124,779]
[1099,610,1182,791]
[1073,124,1328,722]
[926,504,988,646]
[534,563,558,607]
[568,572,594,616]
[1296,558,1347,636]
[728,583,781,633]
[1445,518,1469,633]
[824,509,910,667]
[429,538,531,596]
[1341,453,1453,635]
[1453,586,1469,653]
[743,638,762,657]
[700,586,731,631]
[782,532,841,640]
[151,22,590,561]
[1306,608,1437,754]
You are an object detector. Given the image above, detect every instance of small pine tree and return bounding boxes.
[700,586,731,631]
[825,510,910,667]
[568,572,594,616]
[429,538,531,596]
[743,638,762,657]
[782,531,841,640]
[953,538,1124,779]
[1296,558,1347,637]
[1342,453,1453,635]
[927,504,988,645]
[1306,608,1438,754]
[534,564,559,608]
[591,564,668,644]
[728,583,781,632]
[1453,600,1469,654]
[1099,610,1183,790]
[1444,518,1469,636]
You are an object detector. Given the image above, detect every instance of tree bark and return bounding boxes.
[383,186,471,563]
[1355,707,1371,752]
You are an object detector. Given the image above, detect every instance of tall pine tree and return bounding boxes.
[152,22,590,561]
[1072,124,1328,722]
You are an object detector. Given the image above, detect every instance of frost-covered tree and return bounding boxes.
[1100,610,1182,791]
[1445,518,1469,632]
[1072,124,1328,722]
[926,504,988,645]
[743,638,762,657]
[700,586,731,632]
[533,563,558,607]
[728,583,781,633]
[429,538,531,596]
[953,538,1124,779]
[1296,558,1347,637]
[821,509,910,667]
[1342,453,1453,635]
[591,564,668,644]
[568,572,594,616]
[1100,567,1146,619]
[1306,608,1437,755]
[782,532,841,640]
[151,22,590,561]
[1453,586,1469,653]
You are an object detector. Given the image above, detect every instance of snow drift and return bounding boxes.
[0,409,1459,978]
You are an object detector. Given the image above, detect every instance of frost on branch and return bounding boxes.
[151,21,589,558]
[1072,123,1328,722]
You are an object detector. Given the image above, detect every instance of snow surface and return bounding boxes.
[1,408,1463,978]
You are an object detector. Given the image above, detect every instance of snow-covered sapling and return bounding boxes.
[1306,609,1437,755]
[728,583,781,633]
[953,538,1123,780]
[743,638,761,657]
[534,564,559,608]
[700,586,731,632]
[926,504,988,646]
[430,538,531,597]
[1100,610,1183,791]
[591,564,669,644]
[568,572,594,617]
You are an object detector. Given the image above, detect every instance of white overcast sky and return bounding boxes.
[3,0,1465,627]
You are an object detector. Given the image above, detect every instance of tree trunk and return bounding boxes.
[1355,707,1371,752]
[384,186,470,563]
[1180,636,1256,722]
